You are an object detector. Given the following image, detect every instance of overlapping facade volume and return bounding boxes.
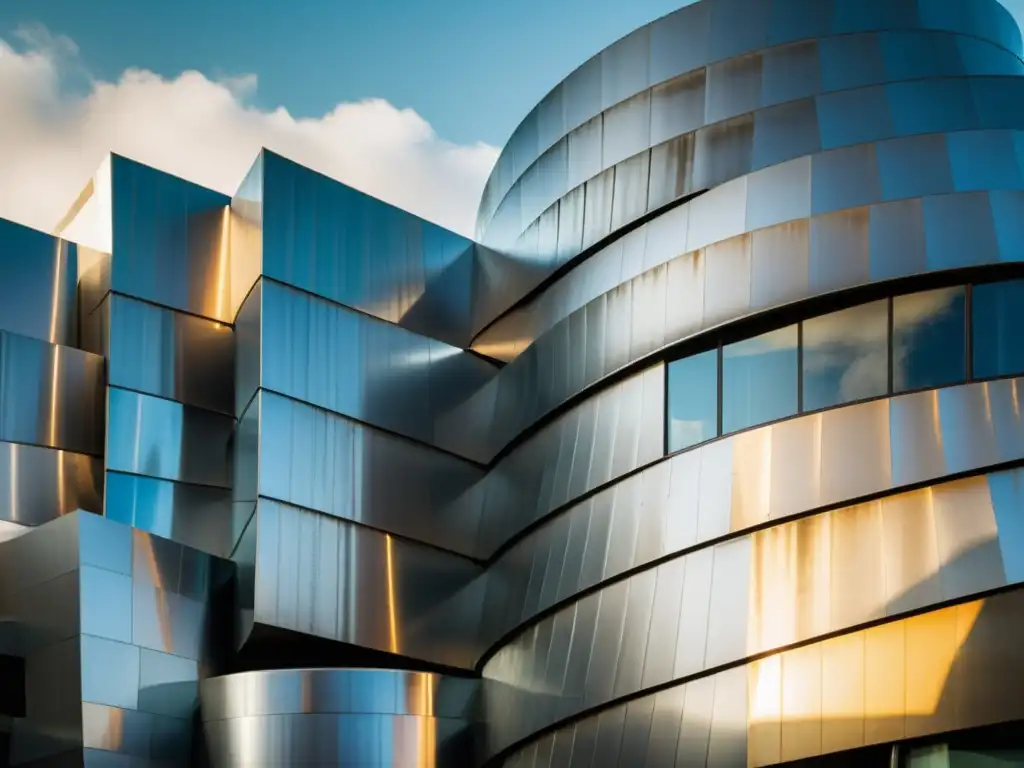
[4,0,1024,765]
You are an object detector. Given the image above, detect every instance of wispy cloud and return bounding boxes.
[0,24,498,237]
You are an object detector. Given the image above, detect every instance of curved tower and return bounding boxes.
[473,0,1024,765]
[0,0,1024,765]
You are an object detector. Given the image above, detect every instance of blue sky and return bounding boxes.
[0,0,698,147]
[0,0,1022,238]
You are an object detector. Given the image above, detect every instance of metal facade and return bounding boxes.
[1,0,1024,765]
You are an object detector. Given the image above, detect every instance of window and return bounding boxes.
[667,349,719,452]
[972,279,1024,380]
[802,300,889,411]
[722,325,798,434]
[893,287,966,392]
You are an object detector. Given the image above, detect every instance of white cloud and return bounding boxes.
[0,24,499,237]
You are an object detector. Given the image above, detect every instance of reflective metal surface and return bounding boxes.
[260,277,497,462]
[201,668,482,766]
[3,0,1024,765]
[467,364,665,557]
[484,376,1024,648]
[477,127,1024,363]
[0,512,231,766]
[478,0,1022,241]
[483,463,1024,754]
[258,391,486,558]
[107,294,235,417]
[107,388,233,489]
[0,218,77,347]
[242,498,485,670]
[464,183,1024,458]
[0,441,101,526]
[497,588,1024,767]
[0,330,104,457]
[109,155,232,323]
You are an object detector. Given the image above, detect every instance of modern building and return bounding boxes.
[1,0,1024,765]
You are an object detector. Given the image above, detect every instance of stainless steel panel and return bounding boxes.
[109,155,232,322]
[80,635,141,710]
[1,513,227,767]
[108,293,235,416]
[234,278,261,418]
[0,217,77,346]
[0,331,104,456]
[105,471,234,558]
[260,151,479,349]
[484,49,1024,263]
[477,0,1023,243]
[107,388,233,489]
[0,440,102,526]
[484,378,1024,651]
[468,185,1024,473]
[582,168,614,250]
[260,278,496,463]
[485,469,1024,758]
[245,499,484,670]
[201,668,480,722]
[472,365,664,556]
[130,523,228,659]
[258,391,485,558]
[80,565,133,643]
[609,152,649,232]
[82,701,192,763]
[228,150,264,322]
[651,70,705,146]
[602,91,651,168]
[499,587,1024,765]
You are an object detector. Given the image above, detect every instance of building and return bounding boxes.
[1,0,1024,764]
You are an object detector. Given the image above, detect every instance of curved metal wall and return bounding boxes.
[201,669,482,766]
[482,463,1024,757]
[478,377,1024,655]
[474,0,1024,765]
[477,0,1022,242]
[476,127,1024,363]
[494,588,1024,767]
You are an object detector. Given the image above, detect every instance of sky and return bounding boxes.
[0,0,1022,237]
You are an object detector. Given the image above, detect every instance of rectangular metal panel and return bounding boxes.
[110,155,232,322]
[0,331,104,456]
[107,388,234,489]
[105,471,234,558]
[260,151,476,348]
[229,152,264,322]
[260,279,494,462]
[234,279,262,418]
[0,441,102,526]
[108,294,234,416]
[249,500,483,669]
[258,391,484,557]
[0,218,77,346]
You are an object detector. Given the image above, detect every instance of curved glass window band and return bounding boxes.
[667,278,1021,456]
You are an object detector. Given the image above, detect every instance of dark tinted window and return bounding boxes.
[973,280,1024,380]
[893,287,966,392]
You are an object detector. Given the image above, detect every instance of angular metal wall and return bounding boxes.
[0,512,231,767]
